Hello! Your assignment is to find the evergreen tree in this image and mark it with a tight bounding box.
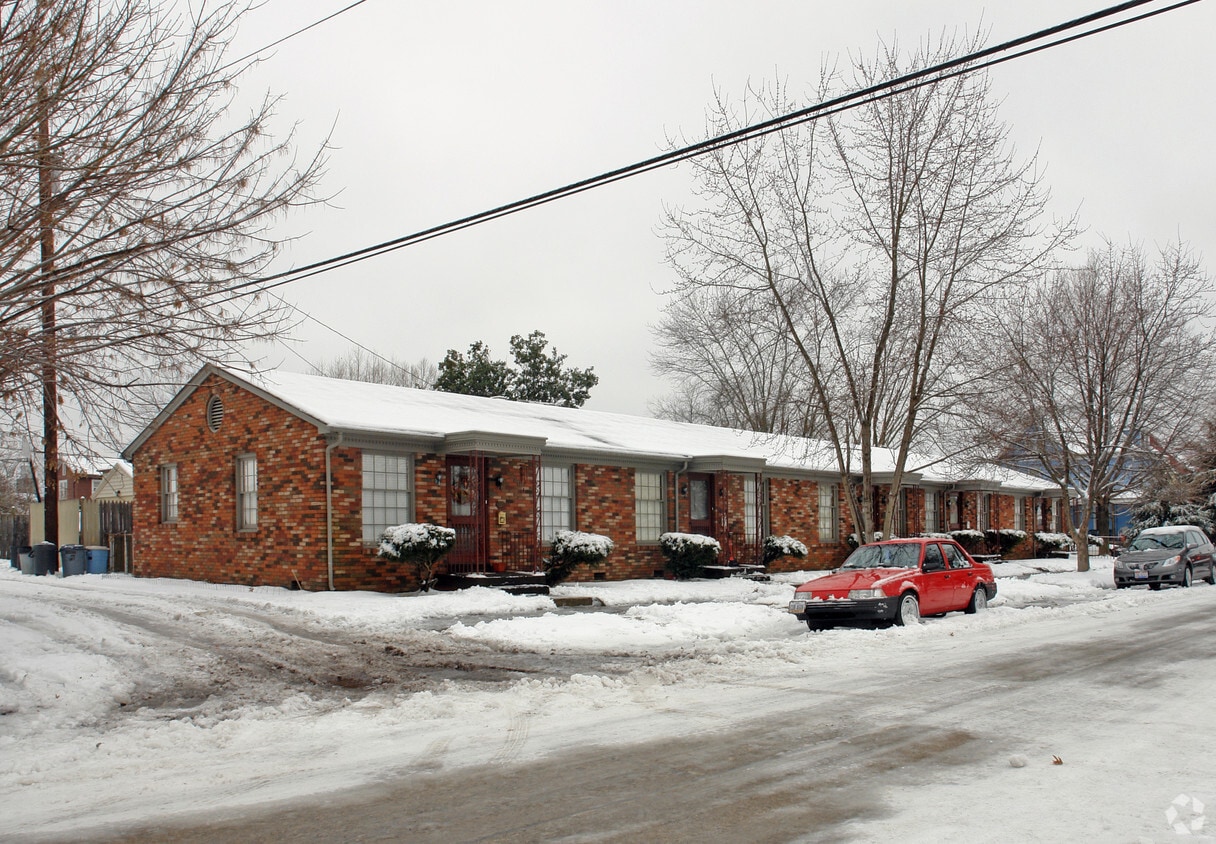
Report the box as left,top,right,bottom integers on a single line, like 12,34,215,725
433,331,598,407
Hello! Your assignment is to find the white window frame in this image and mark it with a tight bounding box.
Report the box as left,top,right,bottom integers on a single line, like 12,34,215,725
540,464,573,543
634,470,665,543
235,453,257,531
978,493,991,532
924,490,938,533
818,483,838,542
160,464,179,524
362,452,414,544
1014,496,1026,531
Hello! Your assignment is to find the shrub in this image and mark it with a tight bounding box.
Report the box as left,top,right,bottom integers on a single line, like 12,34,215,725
950,529,985,554
988,528,1027,557
762,534,808,566
378,523,456,592
1034,532,1073,551
545,530,614,586
659,532,720,579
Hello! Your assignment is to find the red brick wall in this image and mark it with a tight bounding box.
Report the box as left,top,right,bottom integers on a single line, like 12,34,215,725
768,478,849,571
133,375,427,592
132,373,334,590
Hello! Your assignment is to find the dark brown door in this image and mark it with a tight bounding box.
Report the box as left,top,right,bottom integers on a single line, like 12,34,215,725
446,456,487,571
687,473,715,537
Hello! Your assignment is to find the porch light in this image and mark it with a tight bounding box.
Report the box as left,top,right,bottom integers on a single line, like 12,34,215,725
492,474,504,487
434,470,445,486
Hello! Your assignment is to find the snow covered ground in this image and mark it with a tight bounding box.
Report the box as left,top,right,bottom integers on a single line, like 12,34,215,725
2,556,1215,841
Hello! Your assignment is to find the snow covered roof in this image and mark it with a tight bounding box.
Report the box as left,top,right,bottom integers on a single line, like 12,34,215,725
245,368,852,475
123,365,1050,493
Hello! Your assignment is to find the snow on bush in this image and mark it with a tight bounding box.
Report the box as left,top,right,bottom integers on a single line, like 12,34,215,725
378,523,456,591
546,530,614,586
1034,532,1073,550
659,532,720,580
987,528,1028,556
762,534,807,565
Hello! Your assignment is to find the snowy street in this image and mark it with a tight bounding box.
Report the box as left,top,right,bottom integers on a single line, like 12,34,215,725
4,559,1216,842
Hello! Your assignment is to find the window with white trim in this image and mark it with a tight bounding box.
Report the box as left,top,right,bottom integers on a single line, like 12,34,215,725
1014,496,1026,531
977,493,991,531
924,490,938,533
818,483,838,542
540,465,572,542
634,470,665,542
236,454,257,531
160,464,179,523
362,453,413,544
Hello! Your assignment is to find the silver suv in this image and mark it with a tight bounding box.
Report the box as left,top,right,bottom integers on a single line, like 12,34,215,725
1113,525,1216,590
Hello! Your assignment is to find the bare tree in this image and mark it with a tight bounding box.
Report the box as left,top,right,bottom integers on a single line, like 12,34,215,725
983,240,1215,571
0,1,327,542
662,35,1067,543
313,348,437,390
650,286,823,436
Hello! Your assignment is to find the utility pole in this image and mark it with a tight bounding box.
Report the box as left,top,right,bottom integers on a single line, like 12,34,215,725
37,0,59,546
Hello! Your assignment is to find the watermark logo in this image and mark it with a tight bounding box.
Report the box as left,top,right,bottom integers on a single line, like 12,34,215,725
1166,793,1206,836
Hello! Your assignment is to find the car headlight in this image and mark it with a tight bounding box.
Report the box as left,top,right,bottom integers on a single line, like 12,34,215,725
848,588,886,600
1155,555,1181,568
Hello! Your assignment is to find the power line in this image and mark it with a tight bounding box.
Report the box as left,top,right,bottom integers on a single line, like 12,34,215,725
269,291,424,381
219,0,373,73
207,0,1198,306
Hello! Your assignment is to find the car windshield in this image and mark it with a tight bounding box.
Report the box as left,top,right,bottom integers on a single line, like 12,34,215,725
1129,533,1185,551
841,544,920,569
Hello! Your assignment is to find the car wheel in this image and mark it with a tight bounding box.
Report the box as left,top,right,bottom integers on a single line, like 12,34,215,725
894,593,921,626
1115,582,1129,589
1183,566,1193,588
965,587,988,614
806,621,828,632
1150,583,1161,591
1206,564,1215,585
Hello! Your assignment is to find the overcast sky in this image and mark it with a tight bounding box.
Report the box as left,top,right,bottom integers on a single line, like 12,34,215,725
229,0,1216,417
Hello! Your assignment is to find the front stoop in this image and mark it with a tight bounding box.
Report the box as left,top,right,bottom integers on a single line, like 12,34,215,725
436,571,550,595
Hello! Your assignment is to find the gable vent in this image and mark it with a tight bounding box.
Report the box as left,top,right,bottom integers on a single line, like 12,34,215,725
206,395,224,432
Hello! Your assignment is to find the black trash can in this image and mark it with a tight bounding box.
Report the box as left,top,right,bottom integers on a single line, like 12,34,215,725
32,541,57,576
60,544,87,577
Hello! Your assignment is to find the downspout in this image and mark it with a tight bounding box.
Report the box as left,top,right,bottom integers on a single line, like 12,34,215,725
325,432,344,591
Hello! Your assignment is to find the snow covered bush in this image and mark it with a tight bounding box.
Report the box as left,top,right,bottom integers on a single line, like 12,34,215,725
950,529,985,554
545,530,614,586
762,534,808,566
659,532,720,579
1034,532,1073,551
986,528,1027,557
378,523,456,592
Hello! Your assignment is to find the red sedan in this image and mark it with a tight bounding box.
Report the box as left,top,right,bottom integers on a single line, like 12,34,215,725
788,538,998,630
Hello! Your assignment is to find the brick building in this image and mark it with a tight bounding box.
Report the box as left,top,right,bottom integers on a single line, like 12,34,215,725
121,366,1059,591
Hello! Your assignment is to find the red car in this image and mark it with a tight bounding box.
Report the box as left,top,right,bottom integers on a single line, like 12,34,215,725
788,538,998,630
